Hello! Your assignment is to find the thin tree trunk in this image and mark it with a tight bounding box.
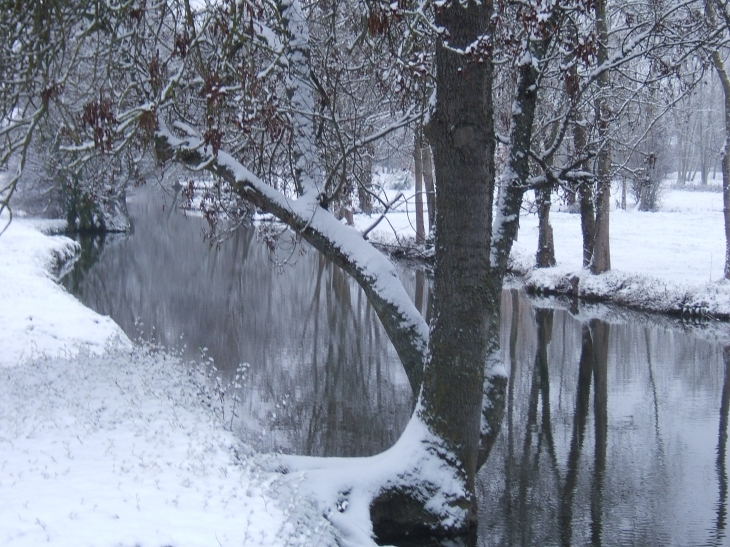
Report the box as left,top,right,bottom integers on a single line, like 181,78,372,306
566,60,595,266
706,0,730,278
491,15,559,279
591,0,611,274
536,183,556,267
422,141,436,233
358,144,373,214
677,119,685,186
414,131,425,244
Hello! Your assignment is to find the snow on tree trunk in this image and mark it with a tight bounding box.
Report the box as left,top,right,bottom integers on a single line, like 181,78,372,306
491,6,561,278
706,0,730,278
371,2,499,541
491,53,540,279
156,1,508,542
278,0,324,199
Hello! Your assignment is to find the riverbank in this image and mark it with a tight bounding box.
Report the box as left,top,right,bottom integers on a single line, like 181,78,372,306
356,180,730,320
0,215,337,547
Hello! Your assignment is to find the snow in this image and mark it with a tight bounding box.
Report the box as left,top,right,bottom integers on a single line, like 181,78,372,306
511,186,730,318
0,216,130,367
349,177,730,319
0,348,336,547
268,407,471,546
0,215,338,547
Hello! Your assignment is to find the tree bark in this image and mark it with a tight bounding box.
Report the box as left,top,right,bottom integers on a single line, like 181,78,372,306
158,1,506,541
424,3,495,493
706,0,730,278
358,144,374,215
491,7,560,279
375,1,498,540
536,182,556,268
565,60,596,267
591,0,612,274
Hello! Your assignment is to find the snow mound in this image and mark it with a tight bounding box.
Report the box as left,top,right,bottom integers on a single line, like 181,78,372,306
0,347,338,547
0,217,131,367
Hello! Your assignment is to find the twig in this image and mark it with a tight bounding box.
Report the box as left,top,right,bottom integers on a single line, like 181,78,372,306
361,192,404,239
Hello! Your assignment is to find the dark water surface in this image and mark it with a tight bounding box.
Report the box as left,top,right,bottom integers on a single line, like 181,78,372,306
64,189,730,546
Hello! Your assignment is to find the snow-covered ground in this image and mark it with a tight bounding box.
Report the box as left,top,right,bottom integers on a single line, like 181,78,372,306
513,186,730,318
358,171,730,318
0,218,129,367
0,215,337,547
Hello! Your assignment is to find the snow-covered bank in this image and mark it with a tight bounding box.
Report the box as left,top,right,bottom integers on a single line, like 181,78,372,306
352,181,730,320
0,219,338,547
511,189,730,319
0,217,129,366
0,347,336,547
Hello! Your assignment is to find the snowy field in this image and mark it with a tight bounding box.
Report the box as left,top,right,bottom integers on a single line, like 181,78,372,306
513,185,730,318
358,171,730,318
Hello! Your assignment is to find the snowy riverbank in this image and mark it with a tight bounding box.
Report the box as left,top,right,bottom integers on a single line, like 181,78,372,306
511,189,730,319
356,175,730,320
0,216,337,547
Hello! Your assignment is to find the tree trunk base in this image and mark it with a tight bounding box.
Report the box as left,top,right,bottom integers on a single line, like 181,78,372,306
371,487,477,546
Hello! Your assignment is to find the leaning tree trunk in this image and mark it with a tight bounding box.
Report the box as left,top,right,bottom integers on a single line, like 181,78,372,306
591,0,611,274
373,1,497,541
491,5,561,280
158,1,504,542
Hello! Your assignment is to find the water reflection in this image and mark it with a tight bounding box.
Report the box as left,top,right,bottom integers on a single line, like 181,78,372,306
479,291,729,546
63,190,730,545
63,189,416,457
713,346,730,546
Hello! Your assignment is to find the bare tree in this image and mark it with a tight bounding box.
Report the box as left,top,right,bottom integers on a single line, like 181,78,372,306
705,0,730,278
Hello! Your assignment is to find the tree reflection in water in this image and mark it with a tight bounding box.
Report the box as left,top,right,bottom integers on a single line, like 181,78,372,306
64,190,416,458
712,346,730,547
478,292,729,547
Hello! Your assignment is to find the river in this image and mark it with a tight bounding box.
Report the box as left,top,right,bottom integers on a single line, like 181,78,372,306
63,189,730,546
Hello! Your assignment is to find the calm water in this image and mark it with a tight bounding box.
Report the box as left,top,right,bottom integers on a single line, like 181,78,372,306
64,189,730,546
